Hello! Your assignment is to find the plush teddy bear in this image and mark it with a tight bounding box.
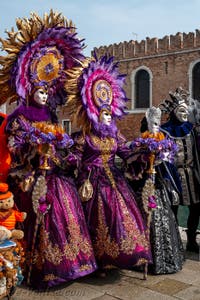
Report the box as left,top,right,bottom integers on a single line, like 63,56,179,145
0,226,12,241
0,183,27,240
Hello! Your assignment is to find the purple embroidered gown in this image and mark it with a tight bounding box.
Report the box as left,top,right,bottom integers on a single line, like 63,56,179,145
73,131,152,269
6,112,97,289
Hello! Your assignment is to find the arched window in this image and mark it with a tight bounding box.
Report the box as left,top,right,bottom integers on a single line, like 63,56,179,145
192,62,200,100
135,70,150,108
131,66,152,111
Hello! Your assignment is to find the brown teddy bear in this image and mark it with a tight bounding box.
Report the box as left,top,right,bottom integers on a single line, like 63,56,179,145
0,226,12,241
0,183,26,240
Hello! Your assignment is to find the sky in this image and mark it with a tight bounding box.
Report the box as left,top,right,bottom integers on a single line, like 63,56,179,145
0,0,200,57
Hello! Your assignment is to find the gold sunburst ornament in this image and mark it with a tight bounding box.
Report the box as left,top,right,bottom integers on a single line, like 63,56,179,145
64,55,128,135
0,9,85,106
93,80,113,107
30,47,63,83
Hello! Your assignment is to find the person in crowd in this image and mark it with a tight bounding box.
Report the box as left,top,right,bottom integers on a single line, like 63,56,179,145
130,106,184,274
66,55,152,277
188,97,200,149
160,87,200,253
0,10,97,289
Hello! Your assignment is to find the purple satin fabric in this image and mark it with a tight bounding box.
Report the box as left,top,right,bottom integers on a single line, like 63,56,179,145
6,116,97,289
73,132,152,268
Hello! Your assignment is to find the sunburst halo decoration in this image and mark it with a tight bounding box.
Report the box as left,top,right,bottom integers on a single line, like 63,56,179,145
65,54,128,133
0,9,85,106
79,55,128,124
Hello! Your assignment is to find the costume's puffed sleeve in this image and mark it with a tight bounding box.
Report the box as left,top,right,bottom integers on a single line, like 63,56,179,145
6,116,35,165
116,131,133,160
117,133,149,181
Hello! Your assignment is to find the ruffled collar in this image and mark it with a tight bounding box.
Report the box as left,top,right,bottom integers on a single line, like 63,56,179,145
7,100,51,123
161,120,193,137
92,120,118,138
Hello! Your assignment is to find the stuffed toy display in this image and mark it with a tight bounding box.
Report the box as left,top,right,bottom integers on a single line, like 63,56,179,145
0,239,24,298
0,226,12,241
0,183,25,298
0,183,27,241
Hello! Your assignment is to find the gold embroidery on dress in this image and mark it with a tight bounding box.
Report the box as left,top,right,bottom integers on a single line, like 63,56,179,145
136,258,148,266
34,181,93,266
94,191,149,259
33,249,45,270
41,225,63,265
78,264,93,272
43,274,59,281
61,181,93,260
117,190,149,254
94,194,119,259
31,223,63,268
91,135,116,188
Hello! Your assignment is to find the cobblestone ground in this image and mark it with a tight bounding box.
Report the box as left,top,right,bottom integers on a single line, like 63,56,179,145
8,229,200,300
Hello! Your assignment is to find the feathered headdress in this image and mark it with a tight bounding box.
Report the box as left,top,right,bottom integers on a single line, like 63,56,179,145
66,54,128,134
0,9,85,107
159,87,190,115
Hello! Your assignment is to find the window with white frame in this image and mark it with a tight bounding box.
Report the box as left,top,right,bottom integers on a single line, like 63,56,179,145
62,119,71,135
131,66,152,111
192,62,200,100
189,59,200,101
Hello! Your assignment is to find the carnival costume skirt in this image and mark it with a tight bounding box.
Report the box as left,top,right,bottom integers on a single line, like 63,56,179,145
12,175,97,289
81,166,152,269
149,184,185,274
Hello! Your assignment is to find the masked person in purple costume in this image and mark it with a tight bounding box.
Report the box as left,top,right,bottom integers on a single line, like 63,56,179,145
160,88,200,253
0,11,97,289
66,55,152,275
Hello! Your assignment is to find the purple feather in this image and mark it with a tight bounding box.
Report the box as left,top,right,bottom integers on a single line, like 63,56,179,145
11,26,85,107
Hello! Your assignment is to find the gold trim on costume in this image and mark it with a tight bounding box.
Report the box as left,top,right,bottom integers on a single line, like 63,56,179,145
43,274,59,281
0,10,77,105
117,190,149,253
91,135,116,188
33,181,93,266
94,194,119,259
78,264,93,272
94,190,149,259
93,79,113,107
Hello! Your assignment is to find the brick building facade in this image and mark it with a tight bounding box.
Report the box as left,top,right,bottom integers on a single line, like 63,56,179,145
3,29,200,141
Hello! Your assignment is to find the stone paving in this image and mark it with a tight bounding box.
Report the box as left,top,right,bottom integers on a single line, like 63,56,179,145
10,229,200,300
